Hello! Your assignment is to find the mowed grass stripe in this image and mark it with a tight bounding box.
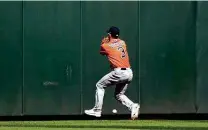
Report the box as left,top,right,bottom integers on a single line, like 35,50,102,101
0,120,207,129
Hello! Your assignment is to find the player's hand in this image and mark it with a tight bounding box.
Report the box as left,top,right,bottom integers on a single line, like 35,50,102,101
101,37,109,44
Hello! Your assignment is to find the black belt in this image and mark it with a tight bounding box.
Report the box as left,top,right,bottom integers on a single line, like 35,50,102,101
121,68,126,70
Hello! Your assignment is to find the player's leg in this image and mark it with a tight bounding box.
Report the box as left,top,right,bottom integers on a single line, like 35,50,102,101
84,71,118,117
114,68,140,119
115,83,140,120
114,83,134,110
114,68,134,110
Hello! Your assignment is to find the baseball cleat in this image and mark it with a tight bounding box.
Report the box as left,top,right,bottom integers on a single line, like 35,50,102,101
131,103,140,120
84,109,101,117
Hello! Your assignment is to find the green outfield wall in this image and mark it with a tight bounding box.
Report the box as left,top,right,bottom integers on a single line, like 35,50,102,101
0,1,206,115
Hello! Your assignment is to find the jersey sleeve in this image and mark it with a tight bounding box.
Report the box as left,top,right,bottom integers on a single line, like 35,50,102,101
100,44,108,55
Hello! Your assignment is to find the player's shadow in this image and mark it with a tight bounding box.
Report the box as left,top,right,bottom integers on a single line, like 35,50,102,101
0,124,207,129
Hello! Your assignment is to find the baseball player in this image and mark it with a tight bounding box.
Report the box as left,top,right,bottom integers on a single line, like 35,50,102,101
84,26,140,120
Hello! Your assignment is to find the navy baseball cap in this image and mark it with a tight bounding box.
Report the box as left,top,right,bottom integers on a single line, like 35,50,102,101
107,26,120,37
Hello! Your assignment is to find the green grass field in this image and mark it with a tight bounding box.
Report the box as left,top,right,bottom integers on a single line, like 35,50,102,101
0,120,208,130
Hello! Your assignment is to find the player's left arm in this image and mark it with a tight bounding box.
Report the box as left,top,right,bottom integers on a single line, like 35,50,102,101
99,37,109,55
101,37,109,44
100,44,108,55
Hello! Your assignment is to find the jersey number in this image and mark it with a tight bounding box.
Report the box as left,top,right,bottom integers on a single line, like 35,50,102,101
117,46,126,58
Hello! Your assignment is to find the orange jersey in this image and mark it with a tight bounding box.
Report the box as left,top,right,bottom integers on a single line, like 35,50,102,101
100,39,131,68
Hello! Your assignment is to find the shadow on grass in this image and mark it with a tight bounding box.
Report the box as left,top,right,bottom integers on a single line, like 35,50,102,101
0,124,207,129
